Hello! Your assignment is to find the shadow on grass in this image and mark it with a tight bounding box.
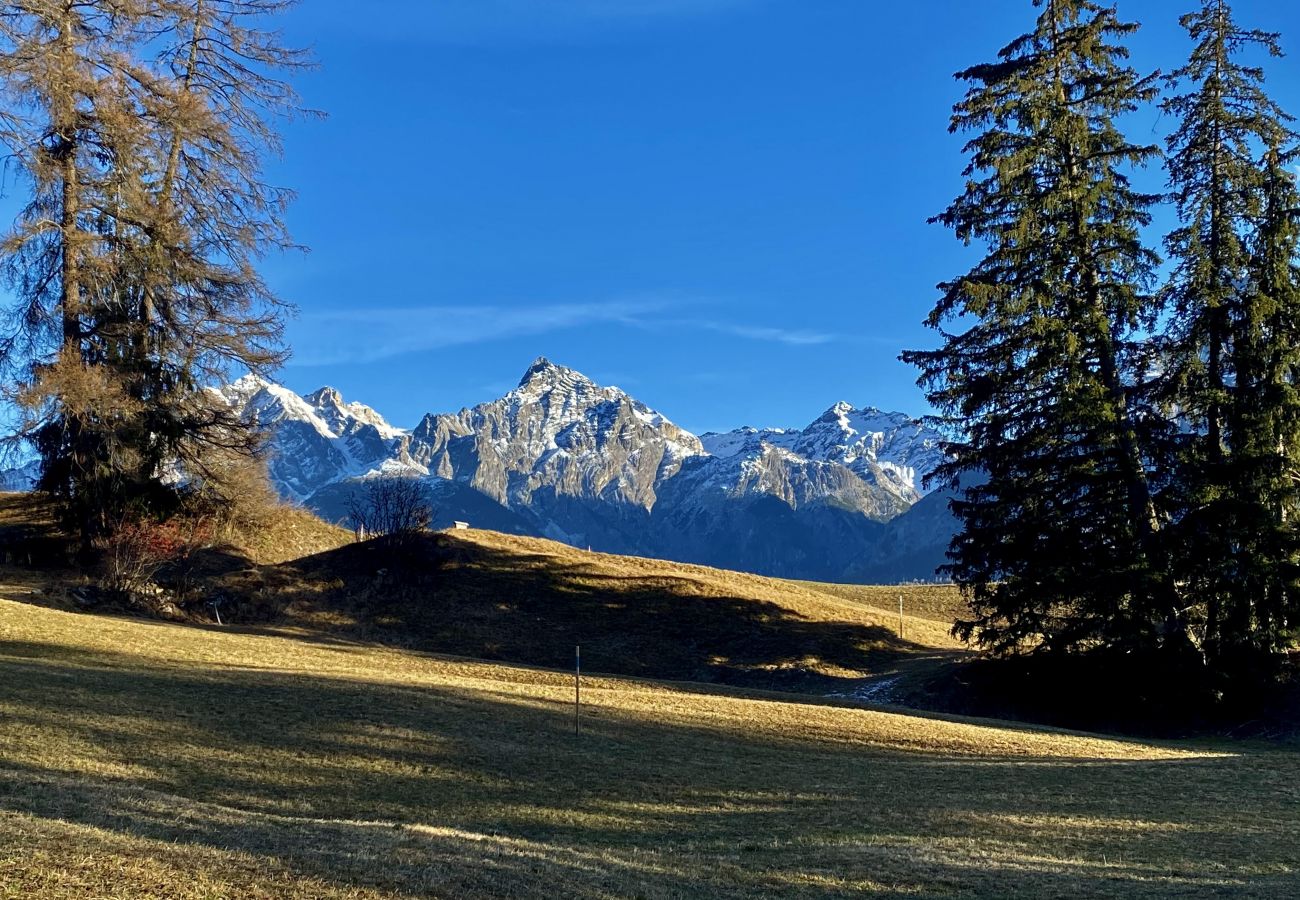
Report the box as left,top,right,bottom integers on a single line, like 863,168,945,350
209,533,936,693
906,651,1300,741
1,640,1297,897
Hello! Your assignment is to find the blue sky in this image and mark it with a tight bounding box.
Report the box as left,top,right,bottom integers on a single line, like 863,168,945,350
267,0,1296,434
33,1,1300,435
272,0,1011,433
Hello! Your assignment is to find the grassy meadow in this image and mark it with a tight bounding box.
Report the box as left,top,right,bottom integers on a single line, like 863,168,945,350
784,579,972,626
1,496,1297,897
1,594,1298,898
208,527,965,692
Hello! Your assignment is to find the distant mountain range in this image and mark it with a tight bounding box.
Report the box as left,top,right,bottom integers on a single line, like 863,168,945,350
0,459,39,493
0,358,956,582
211,358,957,583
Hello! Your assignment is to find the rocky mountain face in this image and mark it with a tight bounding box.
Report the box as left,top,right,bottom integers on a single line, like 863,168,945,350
213,376,413,502
404,359,703,532
212,358,953,582
0,459,39,492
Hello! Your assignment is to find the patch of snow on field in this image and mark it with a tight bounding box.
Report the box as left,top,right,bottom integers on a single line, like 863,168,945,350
829,674,906,706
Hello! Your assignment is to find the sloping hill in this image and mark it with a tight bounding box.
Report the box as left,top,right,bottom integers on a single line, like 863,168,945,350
0,491,352,571
785,578,971,625
1,598,1296,898
212,528,962,693
3,491,963,694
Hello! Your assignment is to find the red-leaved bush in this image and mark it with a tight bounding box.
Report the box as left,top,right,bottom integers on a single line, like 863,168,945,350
98,518,212,597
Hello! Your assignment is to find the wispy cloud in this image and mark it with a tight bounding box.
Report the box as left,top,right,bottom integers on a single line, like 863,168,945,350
693,321,835,346
287,296,845,367
288,300,659,367
619,311,840,347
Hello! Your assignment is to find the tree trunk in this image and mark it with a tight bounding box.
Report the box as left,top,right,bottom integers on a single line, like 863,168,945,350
57,3,80,360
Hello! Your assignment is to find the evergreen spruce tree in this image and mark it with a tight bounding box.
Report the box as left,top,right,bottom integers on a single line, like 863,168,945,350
904,0,1176,656
1217,137,1300,673
1159,0,1300,683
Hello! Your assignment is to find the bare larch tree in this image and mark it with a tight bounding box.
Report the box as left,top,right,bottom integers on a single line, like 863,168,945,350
0,0,314,544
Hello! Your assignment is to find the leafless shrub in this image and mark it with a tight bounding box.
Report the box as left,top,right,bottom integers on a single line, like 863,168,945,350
187,446,283,541
347,478,433,542
97,517,213,601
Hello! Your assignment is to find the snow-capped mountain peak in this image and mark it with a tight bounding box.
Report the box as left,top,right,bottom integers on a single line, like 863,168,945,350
304,386,345,407
700,403,944,499
517,356,586,388
215,377,332,439
303,386,405,440
512,357,614,405
192,359,952,582
217,372,275,407
216,378,413,500
700,426,794,459
406,359,704,513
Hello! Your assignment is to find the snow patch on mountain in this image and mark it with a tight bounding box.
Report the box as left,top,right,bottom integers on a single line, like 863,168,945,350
197,358,952,581
214,375,410,501
700,403,944,498
701,427,794,459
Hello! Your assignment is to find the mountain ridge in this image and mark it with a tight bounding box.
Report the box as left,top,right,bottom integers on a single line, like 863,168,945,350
210,357,954,583
2,358,956,582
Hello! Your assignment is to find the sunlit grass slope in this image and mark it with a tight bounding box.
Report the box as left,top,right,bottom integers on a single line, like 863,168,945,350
216,528,963,693
1,491,958,693
2,598,1298,898
786,579,972,625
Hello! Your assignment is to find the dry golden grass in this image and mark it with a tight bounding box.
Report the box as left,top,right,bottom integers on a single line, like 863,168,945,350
453,529,962,648
0,492,64,563
787,579,971,626
1,597,1297,897
215,527,964,693
0,492,55,529
0,491,351,577
228,503,352,565
1,498,1298,894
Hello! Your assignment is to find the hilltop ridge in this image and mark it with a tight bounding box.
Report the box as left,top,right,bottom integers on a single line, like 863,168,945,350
207,525,963,693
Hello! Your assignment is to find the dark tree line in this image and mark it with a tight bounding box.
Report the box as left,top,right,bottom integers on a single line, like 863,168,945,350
0,1,312,547
910,0,1300,696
